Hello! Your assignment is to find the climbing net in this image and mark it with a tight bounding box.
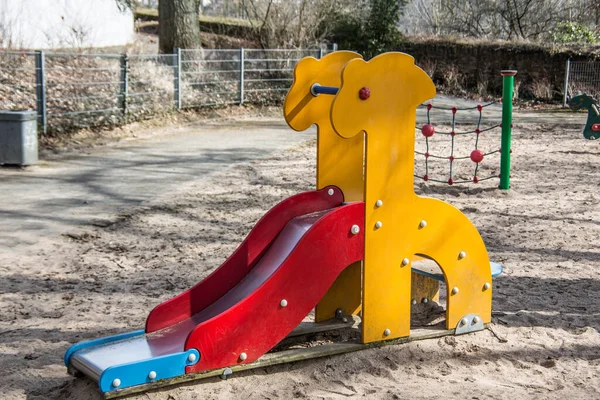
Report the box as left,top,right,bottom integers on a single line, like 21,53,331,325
415,100,503,185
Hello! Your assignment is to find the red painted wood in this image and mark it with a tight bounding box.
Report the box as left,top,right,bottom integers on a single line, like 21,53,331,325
184,202,365,373
145,186,345,333
592,123,600,131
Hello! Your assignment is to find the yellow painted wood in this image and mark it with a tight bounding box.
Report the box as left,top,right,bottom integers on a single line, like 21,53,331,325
330,52,492,343
411,272,440,303
283,51,365,321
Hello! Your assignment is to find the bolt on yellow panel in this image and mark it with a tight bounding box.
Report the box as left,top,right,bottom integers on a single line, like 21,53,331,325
283,51,365,321
331,52,492,343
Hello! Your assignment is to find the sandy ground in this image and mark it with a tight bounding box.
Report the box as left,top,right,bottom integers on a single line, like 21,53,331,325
1,116,599,399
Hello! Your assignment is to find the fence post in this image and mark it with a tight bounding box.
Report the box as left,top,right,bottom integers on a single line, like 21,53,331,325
239,47,245,105
333,43,338,52
500,70,517,190
34,50,46,136
174,48,182,110
563,59,571,108
319,48,324,59
119,54,128,116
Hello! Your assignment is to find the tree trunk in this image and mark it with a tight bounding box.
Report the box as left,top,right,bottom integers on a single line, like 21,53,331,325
159,0,201,53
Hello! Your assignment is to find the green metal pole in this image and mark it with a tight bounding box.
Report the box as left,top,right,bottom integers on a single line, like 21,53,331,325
500,70,517,190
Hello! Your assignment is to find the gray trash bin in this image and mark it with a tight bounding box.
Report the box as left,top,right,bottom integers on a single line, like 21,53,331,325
0,110,38,165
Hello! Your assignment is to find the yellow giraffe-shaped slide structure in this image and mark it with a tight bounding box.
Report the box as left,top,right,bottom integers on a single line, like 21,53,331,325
284,51,365,322
284,51,493,344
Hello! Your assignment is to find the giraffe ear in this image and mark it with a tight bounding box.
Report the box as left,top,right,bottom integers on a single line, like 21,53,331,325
330,53,436,139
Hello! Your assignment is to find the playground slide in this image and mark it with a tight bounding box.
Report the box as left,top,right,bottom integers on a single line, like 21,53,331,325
64,186,365,393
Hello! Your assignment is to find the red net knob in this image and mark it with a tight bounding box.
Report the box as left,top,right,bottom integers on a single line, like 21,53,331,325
359,87,370,100
475,128,481,135
476,104,483,112
470,149,484,163
423,174,429,181
452,106,458,114
450,131,456,137
421,124,435,137
449,155,455,162
424,152,430,158
426,103,433,111
473,176,479,183
448,177,454,185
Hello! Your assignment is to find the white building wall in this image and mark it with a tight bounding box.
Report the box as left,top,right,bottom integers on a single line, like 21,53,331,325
0,0,135,49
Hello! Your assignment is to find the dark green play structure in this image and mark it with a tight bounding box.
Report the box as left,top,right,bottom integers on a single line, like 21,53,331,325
569,94,600,140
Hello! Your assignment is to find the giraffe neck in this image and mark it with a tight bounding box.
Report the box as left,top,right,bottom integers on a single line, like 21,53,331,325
365,118,416,203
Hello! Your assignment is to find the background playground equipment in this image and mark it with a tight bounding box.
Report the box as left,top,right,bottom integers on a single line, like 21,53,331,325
414,70,516,190
568,93,600,140
64,51,503,397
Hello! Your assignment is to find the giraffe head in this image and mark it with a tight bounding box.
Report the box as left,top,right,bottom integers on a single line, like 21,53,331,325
568,93,596,111
330,52,436,139
284,51,362,132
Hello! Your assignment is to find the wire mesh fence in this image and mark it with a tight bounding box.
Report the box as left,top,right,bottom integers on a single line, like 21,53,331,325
564,60,600,106
0,51,37,112
44,52,124,133
180,49,241,108
0,47,330,135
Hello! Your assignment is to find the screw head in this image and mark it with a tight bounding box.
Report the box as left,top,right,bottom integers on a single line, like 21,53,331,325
187,353,197,363
473,316,481,324
383,328,391,336
327,188,334,196
419,220,427,228
280,299,288,307
451,287,459,295
351,224,360,235
483,282,491,290
112,378,121,388
335,308,344,318
148,371,157,380
401,258,410,266
375,221,382,229
239,352,247,361
375,199,383,208
359,87,371,100
458,251,466,259
460,317,468,326
421,298,429,304
411,299,417,305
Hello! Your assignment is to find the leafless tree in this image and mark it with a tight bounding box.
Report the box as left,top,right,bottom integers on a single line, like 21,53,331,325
240,0,360,48
402,0,578,41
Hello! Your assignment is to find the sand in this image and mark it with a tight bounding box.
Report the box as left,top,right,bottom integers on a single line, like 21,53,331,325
1,120,599,400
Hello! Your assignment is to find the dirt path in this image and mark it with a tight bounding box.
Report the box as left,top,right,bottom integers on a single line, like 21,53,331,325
0,119,313,253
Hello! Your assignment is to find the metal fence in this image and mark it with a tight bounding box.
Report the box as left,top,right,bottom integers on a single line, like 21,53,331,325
0,48,327,135
563,60,600,106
